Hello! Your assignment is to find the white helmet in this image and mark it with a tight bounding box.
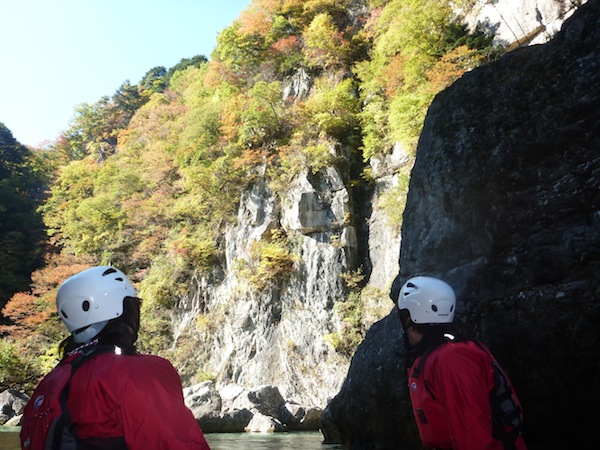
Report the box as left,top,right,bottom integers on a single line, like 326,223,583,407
397,276,456,324
56,266,136,343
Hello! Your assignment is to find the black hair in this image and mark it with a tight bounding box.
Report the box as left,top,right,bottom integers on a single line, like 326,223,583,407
397,306,456,365
59,296,141,359
397,308,454,334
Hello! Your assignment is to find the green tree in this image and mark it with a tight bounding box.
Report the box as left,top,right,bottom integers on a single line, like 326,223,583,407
60,80,148,162
238,80,288,148
0,123,46,309
0,340,37,391
41,152,154,269
213,22,267,80
301,77,360,141
356,0,497,156
139,66,167,93
165,55,208,87
302,12,349,69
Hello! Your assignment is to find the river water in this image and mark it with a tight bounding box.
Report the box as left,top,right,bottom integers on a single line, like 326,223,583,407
0,427,341,449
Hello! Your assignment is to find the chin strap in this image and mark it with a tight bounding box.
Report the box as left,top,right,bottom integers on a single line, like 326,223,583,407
72,320,108,343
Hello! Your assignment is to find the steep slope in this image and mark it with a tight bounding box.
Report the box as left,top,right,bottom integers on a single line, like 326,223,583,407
323,0,600,448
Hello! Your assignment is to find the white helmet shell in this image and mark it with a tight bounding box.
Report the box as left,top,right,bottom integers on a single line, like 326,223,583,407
56,266,136,341
398,276,456,324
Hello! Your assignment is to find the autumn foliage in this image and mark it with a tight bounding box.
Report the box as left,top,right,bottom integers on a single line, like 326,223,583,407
1,0,499,389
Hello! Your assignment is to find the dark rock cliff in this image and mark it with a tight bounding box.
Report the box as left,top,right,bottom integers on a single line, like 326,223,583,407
323,1,600,449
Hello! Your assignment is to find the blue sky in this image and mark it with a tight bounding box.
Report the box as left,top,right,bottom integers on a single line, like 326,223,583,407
0,0,251,147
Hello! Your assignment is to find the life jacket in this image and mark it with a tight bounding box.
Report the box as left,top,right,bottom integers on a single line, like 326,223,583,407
472,341,524,449
410,337,525,449
20,345,119,450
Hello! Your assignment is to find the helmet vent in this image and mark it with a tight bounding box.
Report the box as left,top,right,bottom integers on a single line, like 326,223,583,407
102,268,117,276
61,309,68,319
82,300,90,311
450,305,454,312
432,305,438,312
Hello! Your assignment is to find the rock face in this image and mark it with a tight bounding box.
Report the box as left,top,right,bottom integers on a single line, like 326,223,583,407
323,1,600,449
462,0,585,48
175,167,386,408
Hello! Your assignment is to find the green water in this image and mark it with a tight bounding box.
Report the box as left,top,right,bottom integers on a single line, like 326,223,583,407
0,427,20,450
0,427,341,450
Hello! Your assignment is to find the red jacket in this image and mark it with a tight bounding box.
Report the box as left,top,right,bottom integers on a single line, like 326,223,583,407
407,340,526,450
23,351,211,450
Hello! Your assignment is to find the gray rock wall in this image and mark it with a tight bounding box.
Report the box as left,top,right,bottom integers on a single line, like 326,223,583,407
366,144,409,290
462,0,585,48
174,168,365,407
324,1,600,448
173,150,407,408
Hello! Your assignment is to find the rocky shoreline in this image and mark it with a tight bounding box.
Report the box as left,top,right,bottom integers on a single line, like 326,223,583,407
187,382,323,433
0,383,324,434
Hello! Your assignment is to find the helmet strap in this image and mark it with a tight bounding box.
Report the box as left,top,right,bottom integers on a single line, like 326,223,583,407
73,320,109,343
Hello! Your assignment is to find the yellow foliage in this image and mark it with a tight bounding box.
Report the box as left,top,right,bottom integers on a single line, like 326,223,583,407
302,13,349,68
237,0,280,36
426,44,483,92
236,229,299,291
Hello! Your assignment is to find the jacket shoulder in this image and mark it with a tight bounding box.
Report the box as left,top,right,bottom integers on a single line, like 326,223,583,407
428,340,490,369
97,353,177,373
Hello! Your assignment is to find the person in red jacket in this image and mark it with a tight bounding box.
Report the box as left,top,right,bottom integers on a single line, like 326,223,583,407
396,276,527,450
21,266,211,450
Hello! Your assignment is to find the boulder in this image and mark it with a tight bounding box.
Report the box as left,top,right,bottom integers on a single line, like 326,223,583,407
319,405,342,444
244,412,286,433
198,409,254,433
219,384,285,419
219,383,246,409
185,383,323,433
183,381,222,418
0,389,29,425
279,401,322,431
246,385,286,418
4,414,23,427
